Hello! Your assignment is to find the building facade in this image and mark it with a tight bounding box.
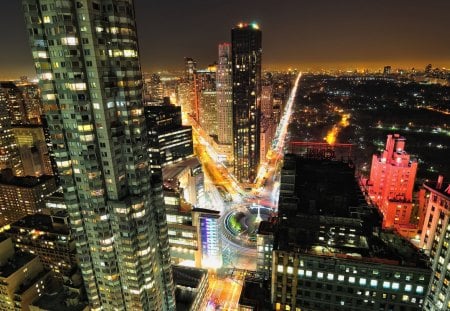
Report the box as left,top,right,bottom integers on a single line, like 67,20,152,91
144,103,193,174
0,237,52,311
232,23,262,182
368,134,418,229
0,83,23,176
418,176,450,310
22,1,175,309
12,125,54,176
0,172,56,228
217,43,233,145
270,154,430,311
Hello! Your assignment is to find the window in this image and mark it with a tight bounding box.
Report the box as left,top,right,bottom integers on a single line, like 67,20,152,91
383,281,390,289
370,280,378,287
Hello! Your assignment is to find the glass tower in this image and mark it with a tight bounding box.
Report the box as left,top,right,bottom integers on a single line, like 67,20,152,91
22,1,175,310
231,23,262,182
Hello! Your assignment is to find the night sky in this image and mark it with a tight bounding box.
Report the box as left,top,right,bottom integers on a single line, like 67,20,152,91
1,0,450,79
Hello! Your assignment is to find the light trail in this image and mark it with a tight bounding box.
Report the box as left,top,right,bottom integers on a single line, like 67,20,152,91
255,73,301,185
273,73,302,154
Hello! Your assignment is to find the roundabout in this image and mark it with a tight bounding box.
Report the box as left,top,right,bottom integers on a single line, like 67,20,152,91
222,203,274,248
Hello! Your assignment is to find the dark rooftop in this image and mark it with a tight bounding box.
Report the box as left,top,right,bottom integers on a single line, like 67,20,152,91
31,282,88,311
239,276,271,310
0,170,55,188
0,251,36,279
274,155,428,269
7,213,70,236
173,265,208,311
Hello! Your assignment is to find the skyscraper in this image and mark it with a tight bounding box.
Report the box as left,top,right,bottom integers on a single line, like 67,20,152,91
22,1,175,310
232,23,262,182
216,43,233,145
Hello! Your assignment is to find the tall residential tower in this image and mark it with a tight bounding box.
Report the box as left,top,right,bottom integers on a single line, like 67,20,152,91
231,23,262,182
22,1,175,310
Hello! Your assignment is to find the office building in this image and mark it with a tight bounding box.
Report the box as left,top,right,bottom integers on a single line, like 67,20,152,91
192,208,222,269
163,158,202,267
145,102,194,174
232,23,262,182
12,125,53,176
4,212,77,279
0,171,56,228
23,1,175,309
269,154,430,311
183,57,199,120
368,134,418,229
217,43,233,145
0,84,23,176
173,266,208,311
0,81,28,125
17,82,43,124
417,176,450,310
199,90,217,137
0,236,52,311
256,220,275,279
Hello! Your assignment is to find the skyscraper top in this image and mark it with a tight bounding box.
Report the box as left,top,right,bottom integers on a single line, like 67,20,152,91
235,22,260,30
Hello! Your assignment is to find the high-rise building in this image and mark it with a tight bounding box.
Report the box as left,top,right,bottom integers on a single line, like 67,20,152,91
269,154,430,311
417,176,450,310
144,102,193,174
184,57,199,121
22,1,175,309
232,23,262,182
368,134,418,229
0,84,23,176
217,43,233,145
0,171,57,228
199,90,217,137
12,125,54,176
0,81,28,125
17,82,43,124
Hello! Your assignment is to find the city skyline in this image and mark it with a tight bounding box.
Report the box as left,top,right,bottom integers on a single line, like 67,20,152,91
2,0,450,79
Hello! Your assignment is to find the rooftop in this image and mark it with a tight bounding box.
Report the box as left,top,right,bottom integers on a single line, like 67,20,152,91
0,170,55,188
0,251,36,279
31,286,88,311
173,265,208,311
162,156,200,184
274,155,428,269
239,276,271,310
7,213,70,236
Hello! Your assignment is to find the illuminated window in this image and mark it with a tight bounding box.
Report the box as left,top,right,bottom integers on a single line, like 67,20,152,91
392,282,399,290
416,286,424,294
123,49,137,57
349,277,355,283
327,273,334,281
287,267,293,274
338,275,345,282
61,37,78,45
383,281,390,289
317,272,323,279
359,278,366,286
306,270,312,277
405,284,412,292
370,279,378,287
298,269,304,276
277,265,283,273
